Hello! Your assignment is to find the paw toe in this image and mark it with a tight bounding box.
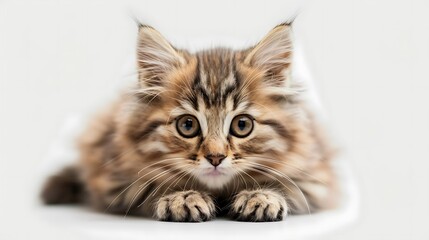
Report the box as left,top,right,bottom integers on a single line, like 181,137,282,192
155,191,215,222
231,190,287,222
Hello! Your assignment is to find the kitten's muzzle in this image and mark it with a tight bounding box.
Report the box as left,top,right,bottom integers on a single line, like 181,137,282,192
205,154,226,167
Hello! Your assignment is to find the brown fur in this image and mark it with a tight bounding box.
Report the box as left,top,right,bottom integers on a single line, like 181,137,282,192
41,23,339,221
41,166,84,204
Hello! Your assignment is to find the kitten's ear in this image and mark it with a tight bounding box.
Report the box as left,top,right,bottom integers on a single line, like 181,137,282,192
137,26,186,86
244,23,293,81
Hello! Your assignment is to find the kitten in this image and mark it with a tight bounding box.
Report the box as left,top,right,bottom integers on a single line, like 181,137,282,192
41,22,338,222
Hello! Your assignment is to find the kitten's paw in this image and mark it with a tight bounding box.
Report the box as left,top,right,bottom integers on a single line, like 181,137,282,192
230,189,288,222
155,190,215,222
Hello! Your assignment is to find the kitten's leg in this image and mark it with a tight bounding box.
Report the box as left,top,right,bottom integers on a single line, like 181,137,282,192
155,190,215,222
230,189,288,222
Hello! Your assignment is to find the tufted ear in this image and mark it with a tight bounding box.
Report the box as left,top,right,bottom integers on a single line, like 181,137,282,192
244,23,293,83
136,25,186,87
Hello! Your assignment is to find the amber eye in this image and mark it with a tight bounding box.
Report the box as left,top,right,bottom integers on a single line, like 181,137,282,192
230,114,254,138
176,115,200,138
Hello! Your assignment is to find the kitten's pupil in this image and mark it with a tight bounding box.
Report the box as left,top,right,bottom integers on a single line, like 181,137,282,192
183,119,193,131
238,119,246,131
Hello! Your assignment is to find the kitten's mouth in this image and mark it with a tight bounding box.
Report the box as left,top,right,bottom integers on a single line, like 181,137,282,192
197,167,233,189
203,168,225,177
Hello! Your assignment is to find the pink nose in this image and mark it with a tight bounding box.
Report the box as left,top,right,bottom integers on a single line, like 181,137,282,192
205,154,226,167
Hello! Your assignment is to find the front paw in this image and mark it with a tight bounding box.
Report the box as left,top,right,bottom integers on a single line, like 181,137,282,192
230,189,288,222
155,190,215,222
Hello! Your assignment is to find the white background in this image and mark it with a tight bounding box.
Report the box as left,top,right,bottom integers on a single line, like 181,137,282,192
1,0,429,239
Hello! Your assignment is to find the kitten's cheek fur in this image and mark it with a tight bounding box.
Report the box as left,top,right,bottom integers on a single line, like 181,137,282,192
230,189,288,222
154,190,215,222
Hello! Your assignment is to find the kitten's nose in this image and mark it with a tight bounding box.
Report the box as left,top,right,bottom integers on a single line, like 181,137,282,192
205,154,226,167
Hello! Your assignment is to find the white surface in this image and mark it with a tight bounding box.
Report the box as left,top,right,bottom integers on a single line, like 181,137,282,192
37,206,355,240
2,0,429,239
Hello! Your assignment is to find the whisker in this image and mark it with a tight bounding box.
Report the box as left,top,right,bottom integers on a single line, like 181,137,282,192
233,167,248,190
159,169,193,197
136,169,187,209
239,161,311,215
238,168,261,190
150,169,187,197
237,161,293,192
183,169,196,190
138,157,184,175
245,156,327,185
125,168,178,216
137,162,181,188
106,161,178,211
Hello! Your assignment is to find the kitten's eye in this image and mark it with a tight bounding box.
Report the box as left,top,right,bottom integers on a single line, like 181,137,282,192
230,114,254,138
176,115,200,138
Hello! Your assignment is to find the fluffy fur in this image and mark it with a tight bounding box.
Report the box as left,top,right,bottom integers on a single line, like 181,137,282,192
41,23,338,222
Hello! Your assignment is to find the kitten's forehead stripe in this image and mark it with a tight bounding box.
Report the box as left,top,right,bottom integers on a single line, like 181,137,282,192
193,74,211,108
192,48,242,109
188,62,200,111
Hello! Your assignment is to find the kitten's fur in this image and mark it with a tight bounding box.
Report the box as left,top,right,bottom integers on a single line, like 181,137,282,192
41,23,338,222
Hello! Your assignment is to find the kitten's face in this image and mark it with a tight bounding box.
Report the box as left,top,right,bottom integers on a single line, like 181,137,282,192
131,24,298,189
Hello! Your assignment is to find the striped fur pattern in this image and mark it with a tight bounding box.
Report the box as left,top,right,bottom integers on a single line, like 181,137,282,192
41,23,338,222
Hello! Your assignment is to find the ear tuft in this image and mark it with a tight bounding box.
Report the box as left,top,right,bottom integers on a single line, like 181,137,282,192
137,27,185,87
244,24,293,81
278,12,299,27
138,23,155,30
129,14,152,31
276,22,292,27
